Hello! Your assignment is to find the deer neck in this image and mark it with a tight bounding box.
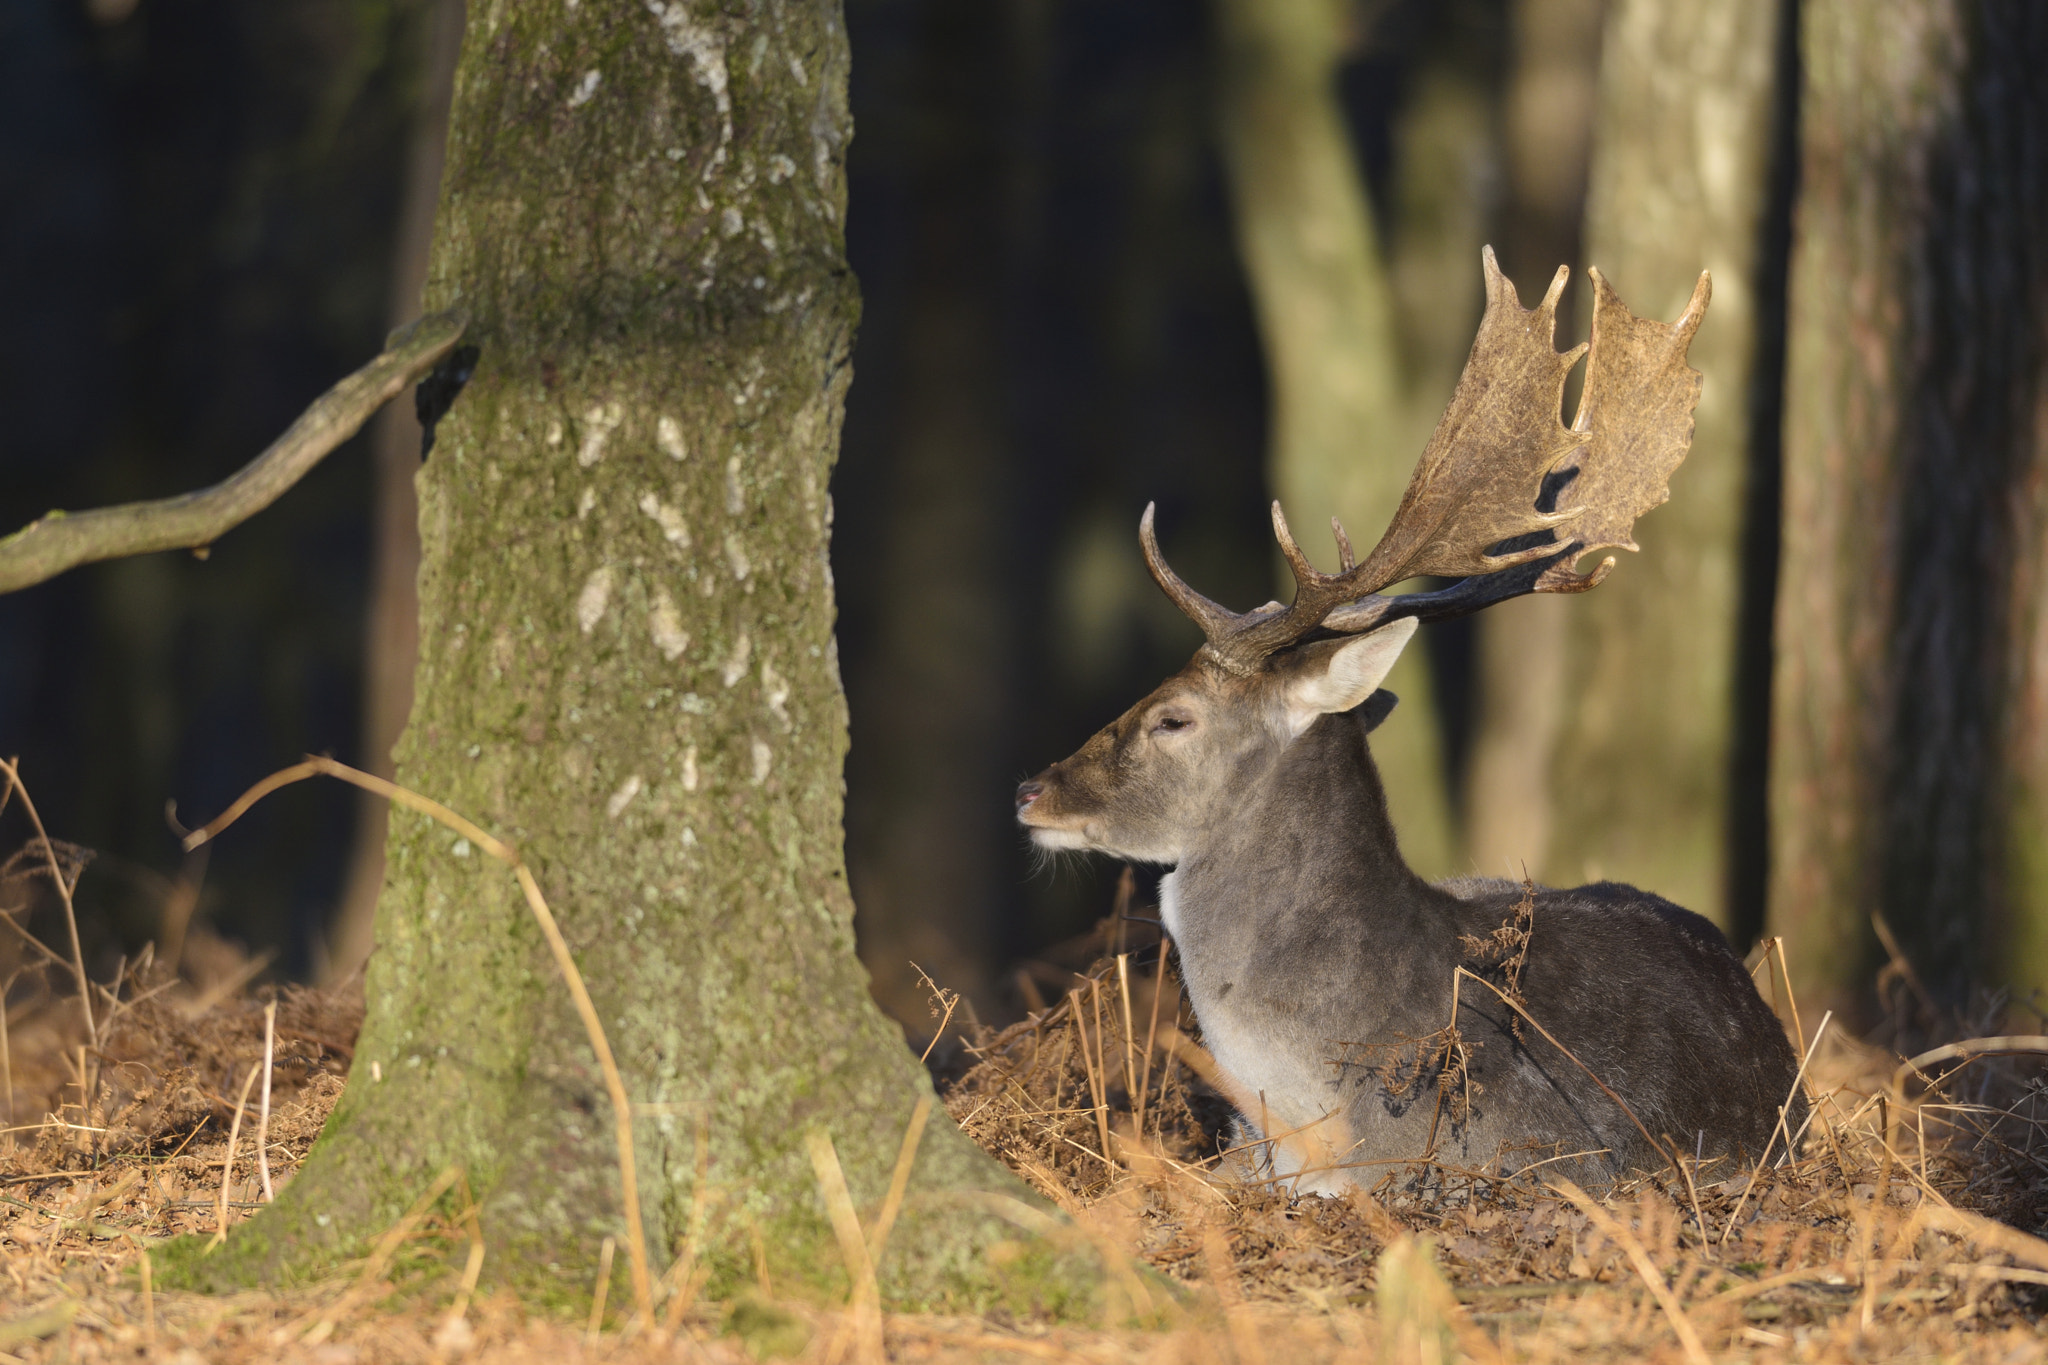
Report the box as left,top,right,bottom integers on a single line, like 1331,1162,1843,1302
1158,707,1452,1153
1160,708,1436,951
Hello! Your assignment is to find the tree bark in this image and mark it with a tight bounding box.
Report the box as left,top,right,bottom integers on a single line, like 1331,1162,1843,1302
1772,0,2048,1012
1211,0,1457,876
168,0,1065,1307
1539,0,1784,926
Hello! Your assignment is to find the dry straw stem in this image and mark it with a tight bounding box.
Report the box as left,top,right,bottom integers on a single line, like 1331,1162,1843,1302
1720,1010,1832,1242
1551,1180,1710,1365
1088,983,1115,1166
0,758,97,1040
1767,935,1808,1061
1200,1215,1265,1365
1913,1202,2048,1273
911,963,962,1066
183,753,654,1319
586,1235,616,1344
0,310,469,594
657,1113,714,1333
1,968,15,1123
256,999,277,1203
441,1200,486,1339
211,1062,263,1246
1116,955,1138,1119
867,1093,934,1264
1894,1035,2048,1094
806,1129,883,1365
138,1244,154,1345
1135,943,1169,1136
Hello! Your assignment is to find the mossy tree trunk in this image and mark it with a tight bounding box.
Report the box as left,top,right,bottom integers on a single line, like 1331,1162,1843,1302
179,0,1055,1308
1771,0,2048,1013
1534,0,1785,928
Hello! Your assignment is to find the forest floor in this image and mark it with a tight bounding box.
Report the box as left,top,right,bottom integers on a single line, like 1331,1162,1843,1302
2,901,2046,1363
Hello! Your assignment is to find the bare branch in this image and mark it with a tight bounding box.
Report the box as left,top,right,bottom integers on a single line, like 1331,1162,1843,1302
0,309,470,595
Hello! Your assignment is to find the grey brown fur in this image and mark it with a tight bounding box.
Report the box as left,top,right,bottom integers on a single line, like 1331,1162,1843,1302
1022,654,1803,1191
1176,702,1800,1189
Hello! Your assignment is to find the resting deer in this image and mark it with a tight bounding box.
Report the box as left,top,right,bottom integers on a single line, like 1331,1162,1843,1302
1017,250,1803,1193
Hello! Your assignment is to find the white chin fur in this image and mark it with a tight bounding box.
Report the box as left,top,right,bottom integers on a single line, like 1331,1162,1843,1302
1028,827,1096,852
1032,826,1182,865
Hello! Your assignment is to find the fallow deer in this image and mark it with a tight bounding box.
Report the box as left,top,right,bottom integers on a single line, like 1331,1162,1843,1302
1016,249,1803,1193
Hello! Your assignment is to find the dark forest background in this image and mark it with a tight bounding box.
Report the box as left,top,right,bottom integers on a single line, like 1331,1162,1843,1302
3,0,2044,1035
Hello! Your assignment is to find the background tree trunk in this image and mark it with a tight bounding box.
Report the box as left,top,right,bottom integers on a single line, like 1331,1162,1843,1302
173,0,1051,1304
329,0,467,984
1461,0,1603,883
1772,0,2048,1014
1536,0,1784,926
1211,0,1458,876
839,0,1016,1023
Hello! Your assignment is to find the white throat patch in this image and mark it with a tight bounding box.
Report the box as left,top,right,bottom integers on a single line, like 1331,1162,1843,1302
1158,868,1183,939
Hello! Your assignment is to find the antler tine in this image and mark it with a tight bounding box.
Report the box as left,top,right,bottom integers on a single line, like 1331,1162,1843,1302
1546,265,1713,562
1232,500,1382,659
1138,250,1709,674
1269,501,1325,588
1314,246,1590,613
1331,517,1356,573
1138,503,1246,648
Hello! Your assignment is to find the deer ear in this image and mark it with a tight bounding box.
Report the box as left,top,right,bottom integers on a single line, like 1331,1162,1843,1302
1278,617,1417,738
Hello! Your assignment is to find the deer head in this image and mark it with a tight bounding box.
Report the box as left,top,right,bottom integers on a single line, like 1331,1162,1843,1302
1017,248,1710,861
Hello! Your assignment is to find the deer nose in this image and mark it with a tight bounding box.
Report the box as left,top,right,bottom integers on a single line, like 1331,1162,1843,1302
1014,779,1044,813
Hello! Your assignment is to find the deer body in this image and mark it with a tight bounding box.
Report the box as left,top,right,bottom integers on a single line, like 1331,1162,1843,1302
1019,250,1804,1190
1152,703,1798,1191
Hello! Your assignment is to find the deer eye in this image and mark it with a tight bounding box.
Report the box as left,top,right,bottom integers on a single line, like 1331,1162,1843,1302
1153,714,1193,734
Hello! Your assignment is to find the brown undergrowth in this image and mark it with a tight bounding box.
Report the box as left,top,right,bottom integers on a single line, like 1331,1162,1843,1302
941,901,2048,1361
3,771,2048,1361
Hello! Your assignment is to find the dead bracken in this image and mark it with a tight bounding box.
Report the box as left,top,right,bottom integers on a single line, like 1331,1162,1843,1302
3,779,2047,1361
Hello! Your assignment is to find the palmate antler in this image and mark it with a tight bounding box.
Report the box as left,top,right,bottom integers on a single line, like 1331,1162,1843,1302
1144,246,1710,674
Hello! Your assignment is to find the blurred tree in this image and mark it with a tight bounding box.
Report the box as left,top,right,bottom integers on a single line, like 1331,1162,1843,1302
1378,7,1509,830
175,0,1062,1302
0,0,420,973
1460,0,1602,882
837,0,1018,1022
1772,0,2048,1014
1529,0,1786,927
836,0,1278,1014
1211,0,1485,877
330,0,466,982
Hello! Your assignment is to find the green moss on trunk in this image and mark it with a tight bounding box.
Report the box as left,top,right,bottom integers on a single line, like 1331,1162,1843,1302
164,0,1085,1313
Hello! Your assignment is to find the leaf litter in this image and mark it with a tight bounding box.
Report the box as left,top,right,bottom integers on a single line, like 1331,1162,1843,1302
2,804,2046,1361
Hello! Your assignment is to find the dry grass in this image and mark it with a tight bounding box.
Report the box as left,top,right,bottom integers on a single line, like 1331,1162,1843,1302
4,788,2048,1360
939,915,2048,1362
